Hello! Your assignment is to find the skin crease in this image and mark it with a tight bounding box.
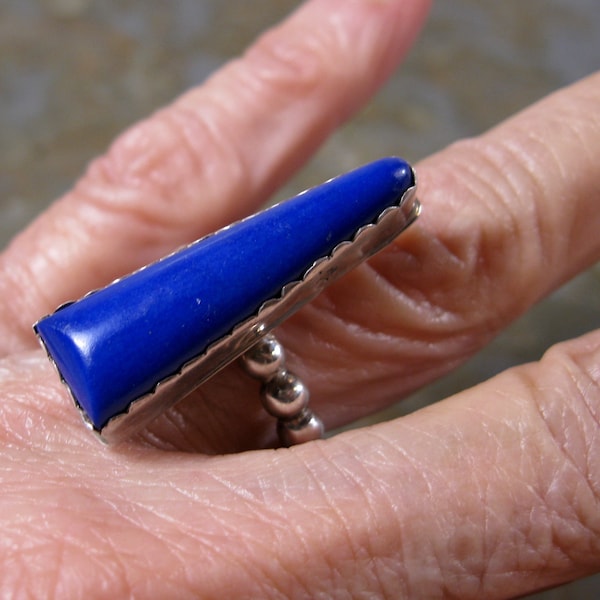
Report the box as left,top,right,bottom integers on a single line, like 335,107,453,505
0,0,599,598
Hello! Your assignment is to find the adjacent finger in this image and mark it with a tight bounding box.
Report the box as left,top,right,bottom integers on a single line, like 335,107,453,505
0,0,430,352
4,330,598,597
204,329,599,598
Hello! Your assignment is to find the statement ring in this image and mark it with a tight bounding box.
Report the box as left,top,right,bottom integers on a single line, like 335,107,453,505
34,157,419,446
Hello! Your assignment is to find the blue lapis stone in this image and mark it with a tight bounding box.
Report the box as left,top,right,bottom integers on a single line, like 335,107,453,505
34,157,414,430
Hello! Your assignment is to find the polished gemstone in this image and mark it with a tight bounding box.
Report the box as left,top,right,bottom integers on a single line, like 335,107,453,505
34,157,414,430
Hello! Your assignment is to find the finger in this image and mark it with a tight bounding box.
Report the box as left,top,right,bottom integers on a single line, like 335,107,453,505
275,71,600,425
0,0,431,352
3,330,599,597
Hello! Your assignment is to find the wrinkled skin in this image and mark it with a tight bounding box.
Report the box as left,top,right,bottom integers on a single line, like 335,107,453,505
1,0,599,597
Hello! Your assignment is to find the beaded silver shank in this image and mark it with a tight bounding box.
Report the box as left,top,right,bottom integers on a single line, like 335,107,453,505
240,334,322,446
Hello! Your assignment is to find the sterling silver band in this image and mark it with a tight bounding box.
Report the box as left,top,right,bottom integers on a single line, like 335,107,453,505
240,334,323,446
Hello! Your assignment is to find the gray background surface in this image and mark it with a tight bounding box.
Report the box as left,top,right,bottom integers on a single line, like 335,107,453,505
1,1,599,597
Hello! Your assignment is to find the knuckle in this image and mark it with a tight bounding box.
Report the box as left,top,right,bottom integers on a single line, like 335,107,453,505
449,136,549,277
76,100,249,236
529,333,600,565
537,334,600,485
241,24,334,101
417,134,564,331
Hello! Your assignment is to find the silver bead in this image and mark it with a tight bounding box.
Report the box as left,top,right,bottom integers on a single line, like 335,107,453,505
241,333,324,446
240,334,285,380
278,410,324,446
261,370,309,419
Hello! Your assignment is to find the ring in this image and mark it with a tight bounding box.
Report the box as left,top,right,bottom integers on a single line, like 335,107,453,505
33,157,419,446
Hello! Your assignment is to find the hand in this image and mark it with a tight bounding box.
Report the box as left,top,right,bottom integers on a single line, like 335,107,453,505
1,1,599,597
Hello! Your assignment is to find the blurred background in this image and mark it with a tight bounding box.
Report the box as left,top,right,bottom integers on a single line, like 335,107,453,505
1,0,599,597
